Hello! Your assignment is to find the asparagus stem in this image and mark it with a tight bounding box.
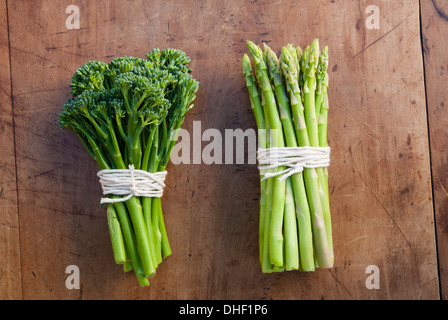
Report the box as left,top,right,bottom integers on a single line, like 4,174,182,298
301,39,333,268
318,63,333,260
318,90,329,150
280,45,319,271
284,177,299,270
242,54,268,267
259,161,267,266
265,43,316,272
319,94,330,193
247,41,286,267
261,95,274,273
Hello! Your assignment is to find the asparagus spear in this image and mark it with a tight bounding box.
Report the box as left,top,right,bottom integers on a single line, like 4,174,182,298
284,178,299,270
315,45,329,116
264,43,316,271
247,41,286,268
280,44,323,271
317,48,333,259
242,54,271,271
301,39,333,268
260,96,275,273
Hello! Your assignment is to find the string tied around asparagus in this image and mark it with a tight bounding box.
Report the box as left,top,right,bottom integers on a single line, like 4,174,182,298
257,146,331,182
97,165,167,204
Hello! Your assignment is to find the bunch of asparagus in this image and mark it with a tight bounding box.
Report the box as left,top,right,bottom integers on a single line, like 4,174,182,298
242,39,333,272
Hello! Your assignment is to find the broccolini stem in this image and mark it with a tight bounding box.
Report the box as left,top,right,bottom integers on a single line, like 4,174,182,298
142,197,159,271
154,197,172,259
107,205,126,264
106,122,126,169
113,201,151,286
151,191,162,265
141,127,157,172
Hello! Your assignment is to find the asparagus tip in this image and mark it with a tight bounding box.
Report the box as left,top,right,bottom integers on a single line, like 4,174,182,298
242,53,252,74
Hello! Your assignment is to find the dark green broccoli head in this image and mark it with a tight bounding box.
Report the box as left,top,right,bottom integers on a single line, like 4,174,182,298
70,60,107,96
60,48,198,170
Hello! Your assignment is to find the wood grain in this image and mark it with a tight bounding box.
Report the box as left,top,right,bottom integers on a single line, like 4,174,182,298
421,0,448,300
0,0,21,300
4,0,439,299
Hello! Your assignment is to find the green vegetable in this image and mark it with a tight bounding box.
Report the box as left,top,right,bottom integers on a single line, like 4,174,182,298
243,39,333,272
59,48,199,286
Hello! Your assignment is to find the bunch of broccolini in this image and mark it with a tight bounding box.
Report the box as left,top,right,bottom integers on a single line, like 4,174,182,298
243,39,333,273
59,48,199,286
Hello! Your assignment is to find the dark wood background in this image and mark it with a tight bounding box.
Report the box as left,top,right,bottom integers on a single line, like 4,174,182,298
0,0,447,300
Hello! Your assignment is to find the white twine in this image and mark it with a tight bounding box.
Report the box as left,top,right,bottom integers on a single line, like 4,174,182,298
97,165,167,204
257,146,331,181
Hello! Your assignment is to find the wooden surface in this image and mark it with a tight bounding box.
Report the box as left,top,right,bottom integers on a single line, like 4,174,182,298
421,0,448,300
0,0,444,299
0,0,21,300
